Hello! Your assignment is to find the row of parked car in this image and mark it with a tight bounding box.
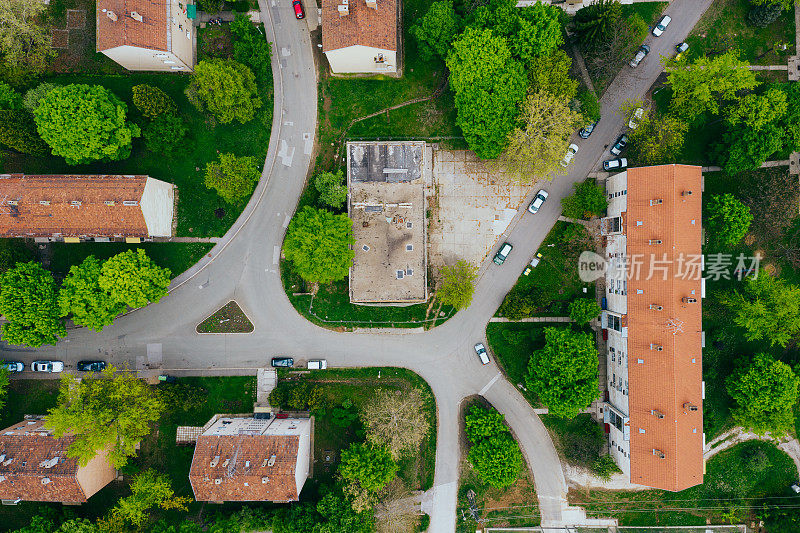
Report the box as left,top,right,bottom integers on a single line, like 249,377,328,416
2,360,107,373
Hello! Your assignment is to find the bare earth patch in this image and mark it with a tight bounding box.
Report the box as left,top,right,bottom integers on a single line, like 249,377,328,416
196,301,254,333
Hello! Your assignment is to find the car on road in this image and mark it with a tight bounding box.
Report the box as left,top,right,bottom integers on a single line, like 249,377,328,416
675,42,689,60
2,361,24,373
474,343,490,365
629,44,650,68
77,360,106,372
292,0,305,18
493,242,513,265
652,15,671,36
610,134,628,156
579,121,598,139
271,357,294,368
31,360,64,373
628,107,644,129
307,359,327,370
527,190,549,214
603,157,628,171
560,143,579,167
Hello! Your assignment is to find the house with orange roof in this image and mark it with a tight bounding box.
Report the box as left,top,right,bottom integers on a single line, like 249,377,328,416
96,0,195,72
0,174,176,242
0,417,116,505
322,0,398,74
188,415,312,503
600,164,705,491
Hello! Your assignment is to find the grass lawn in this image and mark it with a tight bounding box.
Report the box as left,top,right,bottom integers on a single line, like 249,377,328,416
572,441,799,526
485,323,553,398
196,301,254,333
281,260,455,329
541,414,606,470
686,0,796,65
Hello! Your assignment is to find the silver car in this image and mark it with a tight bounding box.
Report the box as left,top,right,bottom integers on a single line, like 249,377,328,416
527,190,549,214
474,343,490,365
629,45,650,68
31,361,64,373
652,15,671,37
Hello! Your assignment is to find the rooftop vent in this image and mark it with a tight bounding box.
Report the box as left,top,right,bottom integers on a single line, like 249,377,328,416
362,245,370,252
338,0,349,16
70,201,81,206
396,270,404,279
365,0,377,8
0,476,5,482
407,222,412,228
651,409,665,419
2,458,13,466
245,461,250,468
406,268,413,276
123,200,138,206
214,478,222,485
262,476,269,483
649,199,663,206
130,11,143,22
106,10,118,21
682,297,697,304
104,201,115,206
267,454,276,467
222,459,229,467
652,449,666,459
650,344,663,352
683,402,699,412
261,458,269,467
7,200,17,206
41,478,51,485
39,200,50,206
649,304,663,311
39,457,58,469
406,244,413,251
648,239,662,245
210,455,220,468
682,190,693,197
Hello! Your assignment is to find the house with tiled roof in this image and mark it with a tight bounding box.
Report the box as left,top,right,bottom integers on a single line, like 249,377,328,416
0,174,176,242
322,0,398,74
188,416,312,503
600,164,705,491
0,417,116,505
96,0,195,72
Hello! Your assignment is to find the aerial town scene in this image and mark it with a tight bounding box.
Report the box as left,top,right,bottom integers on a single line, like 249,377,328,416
0,0,798,532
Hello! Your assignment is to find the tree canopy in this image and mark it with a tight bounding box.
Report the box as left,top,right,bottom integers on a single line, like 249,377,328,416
528,49,579,100
98,249,171,309
0,0,56,76
46,366,165,468
204,152,261,203
465,405,509,441
106,470,190,529
574,0,622,45
722,274,800,347
189,59,262,124
361,388,430,459
0,366,8,412
314,169,347,209
283,206,355,284
561,179,607,219
58,256,126,332
568,298,601,325
525,327,599,418
706,193,753,247
626,110,688,166
471,0,563,64
0,261,65,347
437,260,477,310
464,405,522,489
727,353,800,436
410,0,461,61
33,84,140,165
131,84,177,118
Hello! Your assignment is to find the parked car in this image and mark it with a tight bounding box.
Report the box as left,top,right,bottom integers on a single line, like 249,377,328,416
603,157,628,171
493,242,513,265
652,15,671,37
675,42,689,60
292,0,305,18
307,359,327,370
474,343,490,365
2,361,24,373
628,107,644,129
579,121,598,139
77,360,106,372
610,134,628,156
527,190,549,214
629,44,650,68
31,361,64,373
560,144,579,167
271,357,294,368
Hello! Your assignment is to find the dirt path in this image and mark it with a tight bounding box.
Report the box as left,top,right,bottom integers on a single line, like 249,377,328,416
705,427,800,478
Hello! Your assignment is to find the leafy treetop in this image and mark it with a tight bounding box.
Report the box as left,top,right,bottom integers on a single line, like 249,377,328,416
283,206,355,284
0,261,65,347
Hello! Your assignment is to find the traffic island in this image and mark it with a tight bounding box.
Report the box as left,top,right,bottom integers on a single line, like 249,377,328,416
196,301,254,333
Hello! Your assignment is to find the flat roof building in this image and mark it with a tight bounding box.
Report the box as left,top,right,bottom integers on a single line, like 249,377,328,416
601,164,704,491
347,141,428,304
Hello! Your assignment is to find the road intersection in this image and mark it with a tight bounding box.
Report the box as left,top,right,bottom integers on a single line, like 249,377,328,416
3,1,714,530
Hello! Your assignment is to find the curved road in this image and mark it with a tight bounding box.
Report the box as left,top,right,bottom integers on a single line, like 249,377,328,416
3,1,712,530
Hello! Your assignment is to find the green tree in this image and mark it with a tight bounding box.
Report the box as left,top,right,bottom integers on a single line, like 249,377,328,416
471,0,563,64
362,388,430,459
727,353,800,436
0,81,22,109
131,84,177,118
314,169,347,208
725,88,787,130
339,442,398,492
568,298,601,325
204,152,261,203
593,454,621,480
98,249,171,309
56,519,99,533
525,327,599,418
315,493,375,533
189,59,262,124
496,90,584,182
0,0,56,76
465,405,509,441
718,121,784,174
142,113,187,155
0,239,33,274
22,82,56,111
577,87,601,122
574,0,622,45
446,27,527,159
33,84,140,165
437,260,477,310
626,111,688,166
748,3,784,26
111,469,191,526
0,109,49,154
528,49,578,99
722,274,800,347
706,193,753,247
0,366,8,411
46,367,165,468
468,434,523,489
230,13,272,83
666,51,760,121
0,262,65,347
561,179,607,219
283,206,355,284
410,0,460,61
58,256,125,332
197,0,223,13
750,0,794,9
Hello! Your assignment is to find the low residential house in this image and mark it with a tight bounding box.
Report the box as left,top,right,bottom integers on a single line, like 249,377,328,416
0,174,176,242
96,0,195,72
0,417,116,505
322,0,398,74
189,416,312,503
601,164,704,491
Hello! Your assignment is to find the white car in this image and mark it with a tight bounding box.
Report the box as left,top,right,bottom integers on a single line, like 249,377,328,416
527,190,549,214
560,144,579,167
2,361,24,373
628,108,644,129
652,15,671,37
474,343,490,365
307,359,327,370
31,361,64,373
603,158,628,171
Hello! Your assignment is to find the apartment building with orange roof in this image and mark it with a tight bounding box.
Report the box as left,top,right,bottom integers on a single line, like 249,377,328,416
322,0,398,74
600,164,705,491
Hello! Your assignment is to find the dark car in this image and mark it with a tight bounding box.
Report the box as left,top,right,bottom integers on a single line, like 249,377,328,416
603,157,628,171
292,0,305,19
629,44,650,68
578,121,598,139
77,360,107,372
271,357,294,368
610,134,628,156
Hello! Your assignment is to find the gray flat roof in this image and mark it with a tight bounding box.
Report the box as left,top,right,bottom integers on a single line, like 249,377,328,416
349,142,423,183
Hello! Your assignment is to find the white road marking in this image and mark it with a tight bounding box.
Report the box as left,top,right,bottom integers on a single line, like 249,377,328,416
272,246,280,264
284,121,294,126
282,214,291,228
278,140,295,167
479,372,502,396
281,46,291,57
303,133,313,155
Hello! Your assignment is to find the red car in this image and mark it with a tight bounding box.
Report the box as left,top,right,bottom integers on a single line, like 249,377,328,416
292,0,305,19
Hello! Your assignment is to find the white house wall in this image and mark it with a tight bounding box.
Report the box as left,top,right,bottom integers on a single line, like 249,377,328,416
101,45,192,72
140,178,175,237
325,45,397,74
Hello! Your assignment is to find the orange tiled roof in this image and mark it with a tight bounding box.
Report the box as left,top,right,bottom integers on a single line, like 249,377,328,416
96,0,169,52
626,164,704,492
0,174,150,238
322,0,397,52
189,434,301,502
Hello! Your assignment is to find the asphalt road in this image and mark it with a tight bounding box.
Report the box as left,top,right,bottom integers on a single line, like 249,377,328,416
2,0,714,530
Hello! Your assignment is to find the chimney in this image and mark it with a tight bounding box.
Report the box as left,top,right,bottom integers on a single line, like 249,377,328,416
130,11,143,22
267,454,276,467
209,455,220,468
683,402,699,412
338,0,349,16
106,10,118,21
651,409,665,419
652,449,666,459
365,0,377,8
